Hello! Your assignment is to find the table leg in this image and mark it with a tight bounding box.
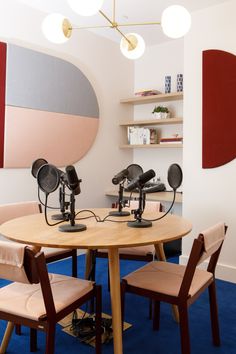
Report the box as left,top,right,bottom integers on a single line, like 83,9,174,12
85,250,93,280
108,248,123,354
0,321,14,354
154,243,180,323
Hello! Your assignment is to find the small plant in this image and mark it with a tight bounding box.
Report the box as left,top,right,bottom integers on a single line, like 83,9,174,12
152,105,169,114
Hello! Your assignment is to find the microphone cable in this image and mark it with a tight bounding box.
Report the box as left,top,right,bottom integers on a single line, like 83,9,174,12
142,190,176,222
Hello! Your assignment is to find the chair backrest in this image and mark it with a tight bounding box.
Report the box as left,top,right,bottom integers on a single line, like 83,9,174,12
0,240,56,318
0,201,41,225
129,200,162,212
0,240,38,283
178,222,226,299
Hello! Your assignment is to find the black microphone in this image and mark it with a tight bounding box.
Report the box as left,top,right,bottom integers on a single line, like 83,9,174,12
126,169,156,192
112,169,129,185
65,165,81,195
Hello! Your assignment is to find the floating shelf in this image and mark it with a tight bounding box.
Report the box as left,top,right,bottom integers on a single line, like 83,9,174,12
120,92,183,105
120,143,183,149
120,117,183,127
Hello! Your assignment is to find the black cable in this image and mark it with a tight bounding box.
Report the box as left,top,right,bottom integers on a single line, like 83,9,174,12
142,190,176,222
43,193,66,227
75,209,102,222
37,186,60,210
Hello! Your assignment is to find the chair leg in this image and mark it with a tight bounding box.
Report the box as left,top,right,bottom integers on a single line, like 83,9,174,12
30,328,37,352
0,321,14,354
149,299,153,319
208,282,221,346
45,324,56,354
15,324,22,335
178,304,191,354
72,250,78,278
153,300,160,331
95,285,102,354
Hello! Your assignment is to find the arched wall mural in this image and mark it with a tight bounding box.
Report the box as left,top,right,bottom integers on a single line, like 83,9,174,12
0,42,99,168
202,49,236,168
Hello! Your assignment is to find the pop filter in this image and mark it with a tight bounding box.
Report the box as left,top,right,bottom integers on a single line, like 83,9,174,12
167,163,183,191
37,164,61,194
31,158,48,178
126,164,143,181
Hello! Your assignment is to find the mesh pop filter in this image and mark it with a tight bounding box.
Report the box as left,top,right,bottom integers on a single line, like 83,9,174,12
126,164,143,181
31,158,48,178
37,164,61,194
167,163,183,191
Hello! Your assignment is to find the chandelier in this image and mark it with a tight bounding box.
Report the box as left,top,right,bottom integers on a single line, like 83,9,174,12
42,0,191,60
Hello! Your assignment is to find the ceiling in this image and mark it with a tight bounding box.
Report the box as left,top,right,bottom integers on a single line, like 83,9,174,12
17,0,228,46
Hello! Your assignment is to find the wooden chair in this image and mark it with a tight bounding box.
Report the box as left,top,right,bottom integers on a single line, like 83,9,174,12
94,201,180,319
0,241,102,354
95,201,162,264
121,222,227,354
0,201,78,278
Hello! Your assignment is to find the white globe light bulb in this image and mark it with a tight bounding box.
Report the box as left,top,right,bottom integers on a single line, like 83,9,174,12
42,13,71,44
68,0,104,16
120,33,145,60
161,5,191,39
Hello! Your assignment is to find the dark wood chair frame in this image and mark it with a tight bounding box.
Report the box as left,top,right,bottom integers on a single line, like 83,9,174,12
121,226,227,354
14,203,78,337
0,247,102,354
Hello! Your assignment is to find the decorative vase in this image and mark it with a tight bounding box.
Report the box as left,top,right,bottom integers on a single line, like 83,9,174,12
153,112,162,119
165,76,171,93
177,74,183,92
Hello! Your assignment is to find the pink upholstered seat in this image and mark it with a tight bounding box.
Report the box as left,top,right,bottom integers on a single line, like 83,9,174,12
0,241,102,354
121,222,227,354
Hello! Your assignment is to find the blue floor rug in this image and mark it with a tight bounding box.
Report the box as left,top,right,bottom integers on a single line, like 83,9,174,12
0,254,236,354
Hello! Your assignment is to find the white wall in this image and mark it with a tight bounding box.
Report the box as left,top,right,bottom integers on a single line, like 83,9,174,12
182,0,236,282
133,40,184,213
0,0,134,208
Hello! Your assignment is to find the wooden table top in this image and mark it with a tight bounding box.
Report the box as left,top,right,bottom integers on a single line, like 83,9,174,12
0,208,192,250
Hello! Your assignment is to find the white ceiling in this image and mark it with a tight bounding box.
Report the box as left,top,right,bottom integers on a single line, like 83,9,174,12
17,0,228,46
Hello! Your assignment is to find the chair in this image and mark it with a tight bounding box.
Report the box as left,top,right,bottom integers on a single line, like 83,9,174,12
95,201,163,264
121,222,227,354
0,241,102,354
94,201,176,318
0,201,78,278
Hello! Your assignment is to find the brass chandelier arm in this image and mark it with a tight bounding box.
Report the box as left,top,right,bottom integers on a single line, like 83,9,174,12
72,24,112,30
116,21,161,27
115,26,135,49
98,9,135,49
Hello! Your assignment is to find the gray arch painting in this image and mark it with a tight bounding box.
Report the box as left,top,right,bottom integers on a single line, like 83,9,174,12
0,42,99,168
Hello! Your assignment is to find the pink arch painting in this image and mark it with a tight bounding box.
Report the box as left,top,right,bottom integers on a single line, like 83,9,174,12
0,42,99,168
202,49,236,168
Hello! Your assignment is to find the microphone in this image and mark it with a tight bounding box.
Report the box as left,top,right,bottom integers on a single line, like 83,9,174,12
126,169,156,192
65,165,81,195
112,169,129,185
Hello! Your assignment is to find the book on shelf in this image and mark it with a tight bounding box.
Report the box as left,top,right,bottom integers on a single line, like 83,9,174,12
127,126,158,145
159,136,183,144
134,89,161,97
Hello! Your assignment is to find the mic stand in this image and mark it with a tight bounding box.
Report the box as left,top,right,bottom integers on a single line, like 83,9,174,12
51,183,70,221
58,191,87,232
109,184,130,217
127,188,152,228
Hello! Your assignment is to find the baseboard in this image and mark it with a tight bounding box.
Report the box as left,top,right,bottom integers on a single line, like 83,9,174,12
179,255,236,284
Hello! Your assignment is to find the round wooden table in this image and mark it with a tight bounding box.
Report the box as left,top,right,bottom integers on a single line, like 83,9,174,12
0,208,192,354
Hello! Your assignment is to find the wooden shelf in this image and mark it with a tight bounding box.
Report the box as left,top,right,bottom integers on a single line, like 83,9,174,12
120,117,183,127
105,190,182,204
120,92,183,105
120,143,183,149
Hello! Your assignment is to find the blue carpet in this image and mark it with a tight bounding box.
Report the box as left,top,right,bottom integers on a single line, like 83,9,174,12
0,255,236,354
